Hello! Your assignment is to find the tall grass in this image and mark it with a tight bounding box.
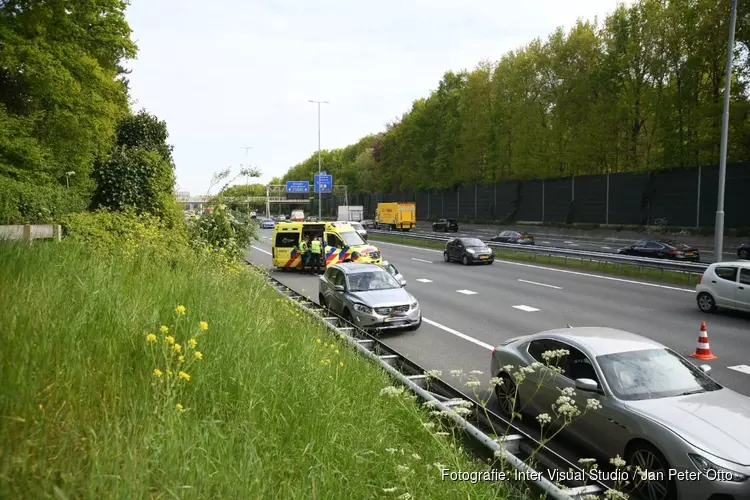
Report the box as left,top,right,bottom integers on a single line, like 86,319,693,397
0,242,507,499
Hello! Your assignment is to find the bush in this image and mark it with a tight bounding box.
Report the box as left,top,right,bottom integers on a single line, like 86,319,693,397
91,146,176,220
187,204,257,262
62,208,190,262
0,177,88,224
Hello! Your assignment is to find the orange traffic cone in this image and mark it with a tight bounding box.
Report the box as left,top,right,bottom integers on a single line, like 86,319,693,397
690,321,717,360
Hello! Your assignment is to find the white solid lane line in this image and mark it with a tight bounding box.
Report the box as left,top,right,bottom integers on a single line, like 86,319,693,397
512,305,541,312
416,278,433,283
252,246,272,256
411,257,433,264
728,365,750,375
456,289,478,295
423,318,494,351
518,279,562,290
371,240,695,293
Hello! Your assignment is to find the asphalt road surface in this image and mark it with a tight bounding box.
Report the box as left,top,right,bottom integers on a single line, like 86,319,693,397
249,230,750,401
405,222,745,263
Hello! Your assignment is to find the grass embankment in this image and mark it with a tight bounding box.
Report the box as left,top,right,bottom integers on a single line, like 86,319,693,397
0,242,507,499
369,234,696,286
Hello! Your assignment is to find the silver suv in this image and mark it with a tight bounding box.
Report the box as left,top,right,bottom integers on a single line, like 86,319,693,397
318,263,422,332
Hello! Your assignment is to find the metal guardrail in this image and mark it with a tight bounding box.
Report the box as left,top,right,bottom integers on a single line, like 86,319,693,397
245,259,614,499
366,229,709,280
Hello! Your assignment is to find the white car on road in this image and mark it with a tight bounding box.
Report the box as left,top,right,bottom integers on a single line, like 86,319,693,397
695,261,750,313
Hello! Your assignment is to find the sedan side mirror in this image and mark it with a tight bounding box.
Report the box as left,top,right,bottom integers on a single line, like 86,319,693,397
699,364,712,375
397,276,406,287
574,378,599,392
333,285,345,292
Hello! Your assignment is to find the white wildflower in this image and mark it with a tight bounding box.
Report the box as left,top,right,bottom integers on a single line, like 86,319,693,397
610,455,626,468
422,421,435,430
424,400,436,409
603,489,627,499
453,407,472,417
502,364,514,373
512,371,527,384
468,370,484,376
586,399,602,411
397,494,412,500
465,379,481,389
396,465,411,475
411,453,421,460
578,458,597,466
382,487,398,493
385,448,397,454
434,462,446,470
450,369,463,377
425,370,442,378
560,387,576,397
521,365,535,374
434,431,450,437
531,361,543,369
489,377,503,387
536,413,552,425
380,386,405,398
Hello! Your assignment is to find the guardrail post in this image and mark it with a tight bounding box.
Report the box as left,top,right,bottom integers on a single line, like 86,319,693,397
23,225,31,241
53,224,62,242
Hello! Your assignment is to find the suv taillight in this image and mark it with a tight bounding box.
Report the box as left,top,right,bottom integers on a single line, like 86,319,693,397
668,249,681,255
697,274,702,284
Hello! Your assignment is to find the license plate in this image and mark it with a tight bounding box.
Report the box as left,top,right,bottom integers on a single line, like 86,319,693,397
685,252,694,256
479,255,489,260
385,317,404,324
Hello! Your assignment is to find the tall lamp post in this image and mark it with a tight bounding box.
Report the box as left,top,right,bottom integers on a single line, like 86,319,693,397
309,99,329,219
713,0,738,263
64,171,75,190
241,146,253,214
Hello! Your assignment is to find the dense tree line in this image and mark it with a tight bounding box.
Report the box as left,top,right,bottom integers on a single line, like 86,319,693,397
0,0,178,224
283,0,750,194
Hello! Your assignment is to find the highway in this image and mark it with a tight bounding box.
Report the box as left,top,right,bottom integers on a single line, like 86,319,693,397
249,230,750,404
399,221,747,263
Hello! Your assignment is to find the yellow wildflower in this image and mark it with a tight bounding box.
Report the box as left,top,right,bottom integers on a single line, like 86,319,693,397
176,403,184,411
165,335,175,345
188,338,197,348
339,361,344,367
178,355,185,362
199,321,208,331
159,325,169,334
315,338,321,344
194,351,203,360
153,368,163,377
175,305,186,315
178,371,190,382
173,343,182,353
146,333,157,343
334,349,340,354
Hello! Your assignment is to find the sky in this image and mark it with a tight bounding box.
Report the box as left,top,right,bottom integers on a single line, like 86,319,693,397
124,0,635,195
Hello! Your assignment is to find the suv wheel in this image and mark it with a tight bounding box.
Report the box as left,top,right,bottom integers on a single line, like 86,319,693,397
462,255,469,266
443,251,450,262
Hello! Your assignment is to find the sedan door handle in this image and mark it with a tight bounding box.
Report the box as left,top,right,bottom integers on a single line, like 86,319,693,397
740,286,745,290
711,281,717,284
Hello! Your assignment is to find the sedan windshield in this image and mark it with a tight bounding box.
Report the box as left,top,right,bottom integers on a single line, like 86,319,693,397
340,230,365,246
462,238,485,247
597,348,722,401
347,271,401,292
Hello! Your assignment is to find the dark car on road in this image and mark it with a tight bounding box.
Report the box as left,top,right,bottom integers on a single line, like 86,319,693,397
444,237,494,265
432,218,459,232
490,230,535,245
739,243,749,260
617,239,700,262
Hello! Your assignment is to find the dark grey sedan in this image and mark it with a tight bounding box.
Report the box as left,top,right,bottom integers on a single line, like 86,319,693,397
318,263,421,332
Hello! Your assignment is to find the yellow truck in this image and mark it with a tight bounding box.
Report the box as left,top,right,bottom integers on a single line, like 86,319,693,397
374,202,416,231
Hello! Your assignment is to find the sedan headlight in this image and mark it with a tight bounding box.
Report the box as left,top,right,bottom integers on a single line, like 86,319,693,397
410,301,418,309
689,454,749,482
353,303,372,314
467,248,476,254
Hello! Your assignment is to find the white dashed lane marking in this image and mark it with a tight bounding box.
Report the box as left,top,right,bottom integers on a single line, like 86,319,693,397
416,278,433,283
728,365,750,375
518,279,562,290
411,257,433,264
456,289,478,295
512,305,541,312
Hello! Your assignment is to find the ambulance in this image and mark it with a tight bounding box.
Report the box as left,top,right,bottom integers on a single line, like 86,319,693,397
271,221,383,272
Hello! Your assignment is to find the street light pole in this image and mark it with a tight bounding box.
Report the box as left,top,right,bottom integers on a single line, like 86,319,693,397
713,0,738,263
309,100,329,220
241,146,253,214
